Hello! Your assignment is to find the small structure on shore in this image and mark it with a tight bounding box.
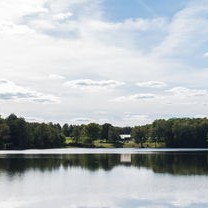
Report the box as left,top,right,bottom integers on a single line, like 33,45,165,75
120,134,131,141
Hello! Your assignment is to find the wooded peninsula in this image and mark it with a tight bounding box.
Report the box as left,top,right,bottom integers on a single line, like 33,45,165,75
0,114,208,150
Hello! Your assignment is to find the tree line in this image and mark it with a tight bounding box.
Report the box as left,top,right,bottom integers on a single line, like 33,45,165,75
0,114,208,149
132,118,208,148
0,114,65,150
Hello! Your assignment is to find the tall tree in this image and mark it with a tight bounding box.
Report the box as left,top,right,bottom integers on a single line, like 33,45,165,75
131,126,146,147
85,123,101,145
0,123,9,149
108,126,120,144
100,123,112,141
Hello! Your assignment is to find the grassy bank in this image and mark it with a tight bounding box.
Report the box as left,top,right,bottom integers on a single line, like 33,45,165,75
65,138,165,148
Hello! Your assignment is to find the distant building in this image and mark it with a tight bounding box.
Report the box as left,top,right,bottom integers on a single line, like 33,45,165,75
120,134,131,140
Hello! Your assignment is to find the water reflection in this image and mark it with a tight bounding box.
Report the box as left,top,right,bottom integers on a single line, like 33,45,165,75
0,152,208,208
0,152,208,176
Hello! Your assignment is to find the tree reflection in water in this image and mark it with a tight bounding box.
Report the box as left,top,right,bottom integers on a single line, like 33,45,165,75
0,152,208,176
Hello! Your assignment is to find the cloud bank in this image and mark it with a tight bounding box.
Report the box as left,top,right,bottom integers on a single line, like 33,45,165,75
0,0,208,125
0,79,60,104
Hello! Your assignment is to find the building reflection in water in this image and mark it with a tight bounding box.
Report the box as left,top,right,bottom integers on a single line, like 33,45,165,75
120,154,132,163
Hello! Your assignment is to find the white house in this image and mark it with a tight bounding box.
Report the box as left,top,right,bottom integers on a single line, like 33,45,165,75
120,134,131,140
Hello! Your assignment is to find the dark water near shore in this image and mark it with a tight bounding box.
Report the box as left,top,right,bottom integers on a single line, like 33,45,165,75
0,149,208,208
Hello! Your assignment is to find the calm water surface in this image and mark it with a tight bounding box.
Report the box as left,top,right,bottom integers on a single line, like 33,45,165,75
0,148,208,208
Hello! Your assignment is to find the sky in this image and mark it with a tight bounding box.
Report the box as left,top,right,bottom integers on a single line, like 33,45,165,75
0,0,208,126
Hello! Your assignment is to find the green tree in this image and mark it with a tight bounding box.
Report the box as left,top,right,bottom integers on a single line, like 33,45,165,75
62,123,70,137
108,126,121,145
100,123,112,141
6,114,31,149
85,123,101,145
131,126,146,147
72,125,82,144
0,123,9,149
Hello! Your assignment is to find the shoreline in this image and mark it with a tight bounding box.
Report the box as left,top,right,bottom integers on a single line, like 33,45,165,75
0,147,208,155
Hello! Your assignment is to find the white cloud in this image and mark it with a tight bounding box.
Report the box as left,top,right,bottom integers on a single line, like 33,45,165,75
114,93,158,102
194,114,208,118
204,52,208,57
122,114,152,126
0,200,28,208
0,0,48,21
64,79,125,90
136,81,167,88
0,79,60,104
168,87,207,97
132,94,158,99
53,12,73,21
123,114,149,121
24,116,46,123
0,0,208,125
0,21,34,35
124,114,149,119
70,117,93,125
154,1,208,57
84,18,167,31
49,74,65,80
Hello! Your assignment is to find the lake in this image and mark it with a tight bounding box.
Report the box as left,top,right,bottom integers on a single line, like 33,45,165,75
0,148,208,208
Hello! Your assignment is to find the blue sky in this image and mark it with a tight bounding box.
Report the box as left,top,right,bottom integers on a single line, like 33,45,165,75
0,0,208,126
103,0,187,21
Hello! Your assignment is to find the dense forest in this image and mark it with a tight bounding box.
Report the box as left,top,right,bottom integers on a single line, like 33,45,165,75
0,114,208,150
0,114,65,150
